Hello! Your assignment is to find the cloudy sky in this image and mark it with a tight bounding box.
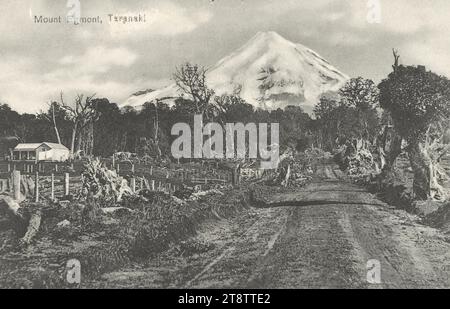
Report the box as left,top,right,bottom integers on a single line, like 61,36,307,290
0,0,449,113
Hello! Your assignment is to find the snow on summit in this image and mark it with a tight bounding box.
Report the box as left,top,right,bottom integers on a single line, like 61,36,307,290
122,31,348,114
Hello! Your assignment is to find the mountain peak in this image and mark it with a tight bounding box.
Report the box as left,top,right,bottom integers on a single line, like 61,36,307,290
122,32,349,114
252,31,286,41
239,31,294,52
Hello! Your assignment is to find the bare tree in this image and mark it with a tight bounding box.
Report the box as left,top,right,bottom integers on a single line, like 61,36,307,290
52,101,62,144
152,101,162,159
60,93,97,157
173,63,215,119
392,48,400,72
42,99,63,144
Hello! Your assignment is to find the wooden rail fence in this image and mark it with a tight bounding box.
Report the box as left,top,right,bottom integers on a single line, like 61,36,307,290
0,160,239,202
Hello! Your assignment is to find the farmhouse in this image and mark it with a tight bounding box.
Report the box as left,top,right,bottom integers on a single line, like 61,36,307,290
12,143,70,162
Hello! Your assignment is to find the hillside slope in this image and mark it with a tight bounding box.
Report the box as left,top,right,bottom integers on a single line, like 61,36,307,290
122,31,348,114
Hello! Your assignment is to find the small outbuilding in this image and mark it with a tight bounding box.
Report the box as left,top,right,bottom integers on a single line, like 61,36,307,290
13,143,70,162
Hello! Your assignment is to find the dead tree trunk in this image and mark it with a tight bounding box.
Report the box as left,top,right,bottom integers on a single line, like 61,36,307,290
408,141,433,200
19,210,42,245
70,122,78,157
78,121,94,157
52,101,62,145
408,140,448,201
0,195,21,219
281,164,291,187
377,125,402,179
153,102,162,159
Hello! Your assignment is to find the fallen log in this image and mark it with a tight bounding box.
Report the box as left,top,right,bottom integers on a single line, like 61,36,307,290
1,194,43,245
101,207,133,215
0,194,27,236
0,195,21,217
19,210,42,245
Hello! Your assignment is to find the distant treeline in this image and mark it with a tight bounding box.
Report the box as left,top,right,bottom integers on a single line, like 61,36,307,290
0,61,384,161
0,75,385,160
0,97,319,159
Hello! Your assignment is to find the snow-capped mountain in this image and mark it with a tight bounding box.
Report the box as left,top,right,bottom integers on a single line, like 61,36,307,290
122,31,348,114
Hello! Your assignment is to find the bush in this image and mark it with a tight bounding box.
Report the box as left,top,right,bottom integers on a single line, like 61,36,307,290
80,159,132,206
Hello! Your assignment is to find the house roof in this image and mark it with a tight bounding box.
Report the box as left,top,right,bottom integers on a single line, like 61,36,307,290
14,143,69,151
14,143,42,151
41,143,69,151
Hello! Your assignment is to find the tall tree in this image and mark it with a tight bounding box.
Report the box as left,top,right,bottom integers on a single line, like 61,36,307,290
379,63,450,200
0,103,21,137
92,99,121,157
314,94,339,151
339,77,380,144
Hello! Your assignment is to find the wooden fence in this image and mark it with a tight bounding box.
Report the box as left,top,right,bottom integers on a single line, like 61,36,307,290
0,161,235,181
0,170,75,201
0,160,239,202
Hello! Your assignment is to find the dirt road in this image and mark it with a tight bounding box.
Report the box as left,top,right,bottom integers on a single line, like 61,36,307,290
92,164,450,289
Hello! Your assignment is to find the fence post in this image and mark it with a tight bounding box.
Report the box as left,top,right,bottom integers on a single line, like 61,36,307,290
12,170,21,201
64,173,70,196
130,177,136,193
151,180,155,191
232,167,240,186
35,170,39,203
51,173,55,200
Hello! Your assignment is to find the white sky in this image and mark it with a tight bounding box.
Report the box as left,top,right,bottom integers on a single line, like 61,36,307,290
0,0,449,113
